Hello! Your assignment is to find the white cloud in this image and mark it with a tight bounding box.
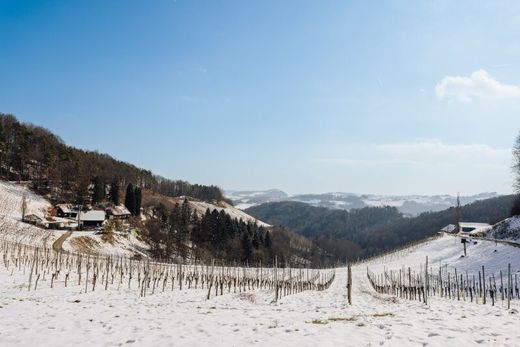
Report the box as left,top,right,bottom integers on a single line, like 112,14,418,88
435,69,520,102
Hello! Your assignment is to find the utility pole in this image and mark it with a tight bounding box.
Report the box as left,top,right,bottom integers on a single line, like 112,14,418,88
455,193,462,233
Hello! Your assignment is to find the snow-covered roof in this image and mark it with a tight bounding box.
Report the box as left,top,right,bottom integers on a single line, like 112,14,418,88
79,210,106,222
441,224,457,233
460,222,491,230
106,205,131,216
24,214,44,223
459,222,491,235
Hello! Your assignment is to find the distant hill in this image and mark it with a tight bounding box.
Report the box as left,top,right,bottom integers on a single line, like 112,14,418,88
225,189,288,209
246,195,517,260
228,189,499,216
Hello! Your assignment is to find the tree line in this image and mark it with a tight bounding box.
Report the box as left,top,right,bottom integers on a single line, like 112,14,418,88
144,198,275,264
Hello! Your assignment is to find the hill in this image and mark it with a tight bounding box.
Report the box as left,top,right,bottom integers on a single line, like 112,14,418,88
246,195,517,260
228,189,499,216
0,113,227,203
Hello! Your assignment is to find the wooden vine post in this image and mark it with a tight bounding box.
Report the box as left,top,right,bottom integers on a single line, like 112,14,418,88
347,262,352,305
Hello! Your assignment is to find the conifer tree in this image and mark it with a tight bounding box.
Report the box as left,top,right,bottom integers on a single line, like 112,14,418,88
125,183,136,215
134,186,142,216
91,176,105,204
252,230,260,249
241,232,252,263
109,180,120,205
264,230,272,248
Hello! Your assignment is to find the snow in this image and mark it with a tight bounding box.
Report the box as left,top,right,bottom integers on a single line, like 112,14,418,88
1,233,519,346
187,199,270,227
0,181,65,247
365,233,520,277
62,230,149,258
487,216,520,243
0,181,146,256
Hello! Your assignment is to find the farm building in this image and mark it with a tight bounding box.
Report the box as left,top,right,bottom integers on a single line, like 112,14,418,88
458,222,492,236
23,214,45,227
79,210,106,227
106,205,131,220
56,204,79,218
440,222,492,236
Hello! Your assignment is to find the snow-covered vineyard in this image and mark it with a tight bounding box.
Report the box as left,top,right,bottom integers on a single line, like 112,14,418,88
1,235,519,346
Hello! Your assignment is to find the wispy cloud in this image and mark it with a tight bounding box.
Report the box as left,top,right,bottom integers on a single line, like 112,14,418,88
314,140,510,169
312,140,512,194
435,69,520,103
377,140,510,161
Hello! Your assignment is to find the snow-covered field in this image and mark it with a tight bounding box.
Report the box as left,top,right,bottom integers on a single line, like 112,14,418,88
1,233,519,347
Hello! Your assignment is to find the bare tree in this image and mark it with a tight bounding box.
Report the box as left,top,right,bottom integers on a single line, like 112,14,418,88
514,132,520,192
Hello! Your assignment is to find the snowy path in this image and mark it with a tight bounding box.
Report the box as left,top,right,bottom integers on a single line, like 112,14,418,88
1,235,519,346
52,230,72,252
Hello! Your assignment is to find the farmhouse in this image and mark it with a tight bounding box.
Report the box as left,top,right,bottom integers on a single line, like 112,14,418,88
106,205,131,220
79,210,106,228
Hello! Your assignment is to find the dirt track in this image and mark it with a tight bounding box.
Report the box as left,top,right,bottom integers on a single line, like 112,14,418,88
52,231,72,252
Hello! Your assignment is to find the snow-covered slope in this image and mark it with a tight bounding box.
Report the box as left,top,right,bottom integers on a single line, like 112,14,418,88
0,180,65,247
366,233,520,276
62,230,149,257
486,216,520,243
1,233,518,346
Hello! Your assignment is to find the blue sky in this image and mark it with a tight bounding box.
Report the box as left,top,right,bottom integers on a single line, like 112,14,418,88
1,0,520,195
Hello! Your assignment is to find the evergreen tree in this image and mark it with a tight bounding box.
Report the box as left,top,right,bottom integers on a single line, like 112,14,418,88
91,176,105,204
181,198,191,226
134,186,142,216
109,180,120,205
125,183,136,215
241,232,252,263
252,230,260,249
264,230,272,248
511,196,520,217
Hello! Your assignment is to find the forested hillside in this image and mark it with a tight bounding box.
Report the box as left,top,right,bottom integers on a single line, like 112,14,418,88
0,114,226,203
246,195,517,260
